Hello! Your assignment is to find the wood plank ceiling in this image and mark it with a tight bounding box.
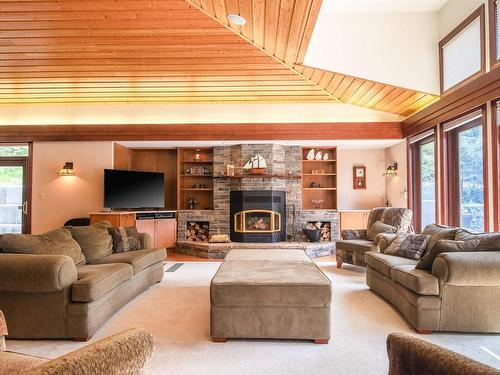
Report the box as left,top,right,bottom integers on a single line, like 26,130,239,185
188,0,439,116
0,0,438,116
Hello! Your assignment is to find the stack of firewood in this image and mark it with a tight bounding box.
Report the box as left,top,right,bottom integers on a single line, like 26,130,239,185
187,222,209,241
306,222,331,242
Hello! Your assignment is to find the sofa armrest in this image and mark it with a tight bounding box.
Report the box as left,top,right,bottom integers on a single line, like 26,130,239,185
387,333,498,375
138,232,153,250
24,328,154,375
341,229,367,240
375,233,397,252
432,252,500,286
0,254,77,292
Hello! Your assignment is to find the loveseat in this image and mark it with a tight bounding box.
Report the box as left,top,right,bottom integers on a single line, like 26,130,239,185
366,224,500,333
0,328,153,375
336,207,413,268
0,222,166,340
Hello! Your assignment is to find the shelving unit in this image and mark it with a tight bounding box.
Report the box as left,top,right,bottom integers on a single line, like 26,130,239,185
301,147,337,210
177,148,214,210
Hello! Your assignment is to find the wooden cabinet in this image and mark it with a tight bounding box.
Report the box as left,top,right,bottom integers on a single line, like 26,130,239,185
90,212,135,227
90,211,177,249
339,210,371,231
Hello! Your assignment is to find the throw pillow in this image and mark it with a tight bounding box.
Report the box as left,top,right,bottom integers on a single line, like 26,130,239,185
367,220,397,241
455,229,500,251
107,226,141,253
415,239,480,271
422,223,458,253
341,229,365,240
68,221,113,263
0,228,85,266
384,233,430,260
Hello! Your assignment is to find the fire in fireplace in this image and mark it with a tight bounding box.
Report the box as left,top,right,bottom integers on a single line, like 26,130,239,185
230,191,286,243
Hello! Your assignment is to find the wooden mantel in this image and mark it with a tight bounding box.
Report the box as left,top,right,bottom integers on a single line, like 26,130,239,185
0,122,402,142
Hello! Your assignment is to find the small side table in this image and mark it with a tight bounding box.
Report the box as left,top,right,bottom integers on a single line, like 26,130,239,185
0,310,7,351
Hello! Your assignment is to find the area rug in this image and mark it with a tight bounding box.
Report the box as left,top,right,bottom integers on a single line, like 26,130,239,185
7,261,500,374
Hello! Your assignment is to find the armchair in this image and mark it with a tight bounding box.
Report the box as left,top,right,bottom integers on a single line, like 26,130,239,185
336,207,412,268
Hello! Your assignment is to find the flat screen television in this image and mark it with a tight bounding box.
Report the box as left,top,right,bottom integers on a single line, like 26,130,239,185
104,169,165,209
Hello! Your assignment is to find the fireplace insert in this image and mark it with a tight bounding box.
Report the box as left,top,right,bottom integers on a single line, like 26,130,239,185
230,190,286,243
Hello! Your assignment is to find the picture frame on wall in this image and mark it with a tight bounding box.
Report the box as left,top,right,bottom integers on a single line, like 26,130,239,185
353,166,366,190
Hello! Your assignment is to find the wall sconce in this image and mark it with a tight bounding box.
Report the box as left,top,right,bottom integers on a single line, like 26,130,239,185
383,162,398,176
57,162,74,176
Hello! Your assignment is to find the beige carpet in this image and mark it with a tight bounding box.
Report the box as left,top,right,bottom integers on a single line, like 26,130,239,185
7,261,500,374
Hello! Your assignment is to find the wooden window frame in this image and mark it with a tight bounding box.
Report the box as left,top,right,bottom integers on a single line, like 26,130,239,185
441,107,489,231
408,131,438,233
492,100,500,231
439,4,486,95
489,0,500,70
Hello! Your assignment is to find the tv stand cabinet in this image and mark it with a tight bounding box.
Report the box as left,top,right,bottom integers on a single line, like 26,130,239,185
90,211,177,249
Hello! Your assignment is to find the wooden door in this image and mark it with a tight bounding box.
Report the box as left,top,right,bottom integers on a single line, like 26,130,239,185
155,219,177,249
135,219,155,247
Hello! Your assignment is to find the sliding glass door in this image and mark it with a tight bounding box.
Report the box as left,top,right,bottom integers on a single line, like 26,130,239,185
419,139,436,229
445,111,486,232
0,145,31,234
410,134,437,232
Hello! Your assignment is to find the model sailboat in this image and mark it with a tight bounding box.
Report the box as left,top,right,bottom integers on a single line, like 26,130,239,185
243,154,267,175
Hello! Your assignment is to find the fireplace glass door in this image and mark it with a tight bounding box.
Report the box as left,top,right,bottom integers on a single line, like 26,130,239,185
234,210,281,233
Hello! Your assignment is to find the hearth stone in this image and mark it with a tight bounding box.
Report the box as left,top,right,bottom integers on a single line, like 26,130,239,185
176,241,335,259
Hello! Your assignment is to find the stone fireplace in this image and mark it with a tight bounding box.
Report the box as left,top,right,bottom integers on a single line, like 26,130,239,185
177,144,339,250
230,190,286,243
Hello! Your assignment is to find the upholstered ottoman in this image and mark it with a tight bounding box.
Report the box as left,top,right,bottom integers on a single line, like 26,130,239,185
210,249,332,343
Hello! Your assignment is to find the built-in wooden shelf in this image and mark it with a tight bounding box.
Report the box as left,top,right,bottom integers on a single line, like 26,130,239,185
303,173,337,176
215,174,301,180
177,148,214,210
303,188,337,191
302,159,337,162
180,174,213,177
301,147,337,210
180,188,213,191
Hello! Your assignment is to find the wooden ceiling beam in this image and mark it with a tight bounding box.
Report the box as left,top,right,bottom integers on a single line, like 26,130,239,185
0,122,403,142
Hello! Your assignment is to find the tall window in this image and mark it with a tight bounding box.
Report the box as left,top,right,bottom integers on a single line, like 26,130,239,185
489,0,500,67
444,111,487,232
410,131,437,233
440,5,485,93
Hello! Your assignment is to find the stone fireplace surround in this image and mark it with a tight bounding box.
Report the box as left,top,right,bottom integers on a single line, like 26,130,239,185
177,144,339,254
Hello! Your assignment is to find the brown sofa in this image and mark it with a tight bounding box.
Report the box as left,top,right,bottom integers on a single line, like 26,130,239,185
387,333,499,375
0,328,153,375
336,207,413,268
367,224,500,333
0,223,166,340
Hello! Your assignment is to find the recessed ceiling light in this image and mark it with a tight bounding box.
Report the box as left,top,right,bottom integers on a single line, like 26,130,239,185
227,14,246,26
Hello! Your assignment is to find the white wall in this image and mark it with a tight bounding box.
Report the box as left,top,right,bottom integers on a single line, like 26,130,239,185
439,0,487,39
337,149,387,209
304,11,440,94
385,141,408,208
32,142,113,233
0,102,403,126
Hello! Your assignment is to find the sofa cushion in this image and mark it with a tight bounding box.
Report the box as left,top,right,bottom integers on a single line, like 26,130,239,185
211,261,331,307
94,248,166,274
72,263,133,302
366,207,413,236
422,224,457,252
69,221,113,263
391,265,440,296
336,239,378,253
0,228,85,266
365,251,418,278
455,229,500,251
107,226,141,253
384,233,430,260
416,239,480,271
367,221,397,241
